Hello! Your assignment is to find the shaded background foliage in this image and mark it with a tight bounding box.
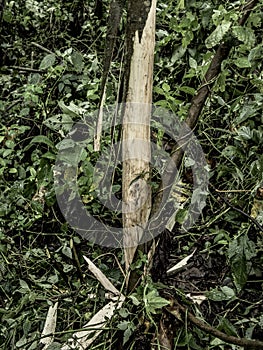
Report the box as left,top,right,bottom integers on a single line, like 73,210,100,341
0,0,262,349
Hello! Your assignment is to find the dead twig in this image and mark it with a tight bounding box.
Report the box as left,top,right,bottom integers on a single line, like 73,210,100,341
31,41,54,54
7,65,44,73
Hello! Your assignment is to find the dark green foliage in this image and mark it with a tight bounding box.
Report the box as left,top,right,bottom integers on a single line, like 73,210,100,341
0,0,262,349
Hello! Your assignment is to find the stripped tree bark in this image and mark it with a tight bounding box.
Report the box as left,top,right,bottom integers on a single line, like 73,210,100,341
121,0,156,276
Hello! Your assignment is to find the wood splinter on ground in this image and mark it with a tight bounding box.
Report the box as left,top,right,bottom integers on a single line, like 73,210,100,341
60,256,125,350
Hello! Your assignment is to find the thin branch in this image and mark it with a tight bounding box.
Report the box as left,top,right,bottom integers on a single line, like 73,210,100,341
168,301,263,349
94,0,124,151
150,0,259,224
211,185,263,232
31,41,54,54
239,0,259,26
5,99,22,112
215,189,250,193
7,65,44,73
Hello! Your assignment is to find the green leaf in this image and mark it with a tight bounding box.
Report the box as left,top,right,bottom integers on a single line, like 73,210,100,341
235,166,244,182
19,279,30,290
55,139,76,150
62,244,72,259
215,70,228,92
42,152,56,160
234,57,251,68
23,318,31,336
112,184,121,193
58,101,81,117
235,104,256,124
5,140,15,149
241,235,257,261
222,145,238,158
2,149,13,157
117,321,129,331
29,73,41,84
232,26,255,48
3,9,12,23
118,308,129,318
70,51,84,72
162,83,170,92
177,0,185,10
175,208,188,224
47,274,59,284
145,289,169,314
154,86,164,95
189,57,197,69
123,322,136,345
16,337,27,348
231,256,247,293
43,114,73,132
29,135,54,149
218,317,239,337
39,53,56,69
228,235,256,292
129,294,141,306
236,126,252,140
248,44,263,62
182,31,194,48
171,46,187,62
46,343,62,350
178,86,196,95
207,286,236,301
205,20,231,48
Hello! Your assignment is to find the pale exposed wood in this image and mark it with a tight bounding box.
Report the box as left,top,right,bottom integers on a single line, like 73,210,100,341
39,302,58,349
83,255,125,299
122,0,156,271
94,87,106,151
61,300,124,350
166,249,196,276
61,257,125,349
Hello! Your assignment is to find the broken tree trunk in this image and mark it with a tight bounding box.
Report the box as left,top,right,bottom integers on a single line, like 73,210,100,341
122,0,156,275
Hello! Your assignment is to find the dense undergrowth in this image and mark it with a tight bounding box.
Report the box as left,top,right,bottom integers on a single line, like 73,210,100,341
0,0,263,349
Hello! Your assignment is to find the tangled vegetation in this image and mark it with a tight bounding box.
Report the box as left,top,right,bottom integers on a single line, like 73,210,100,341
0,0,262,349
